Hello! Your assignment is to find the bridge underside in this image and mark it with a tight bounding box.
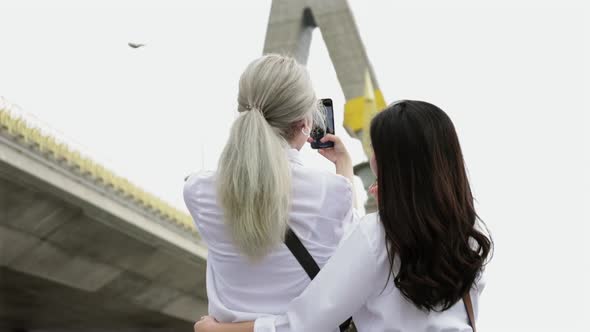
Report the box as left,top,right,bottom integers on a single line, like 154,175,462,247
0,267,190,331
0,141,208,331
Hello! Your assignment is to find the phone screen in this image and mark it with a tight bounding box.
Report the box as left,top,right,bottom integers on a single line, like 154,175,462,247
311,98,335,149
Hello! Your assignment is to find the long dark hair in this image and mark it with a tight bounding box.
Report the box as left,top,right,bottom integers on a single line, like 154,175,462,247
370,100,492,312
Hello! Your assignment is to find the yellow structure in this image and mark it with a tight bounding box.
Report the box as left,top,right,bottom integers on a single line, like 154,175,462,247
0,106,196,233
343,87,386,135
359,70,382,157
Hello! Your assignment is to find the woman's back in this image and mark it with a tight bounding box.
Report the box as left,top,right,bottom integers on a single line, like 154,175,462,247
352,214,484,332
183,148,355,322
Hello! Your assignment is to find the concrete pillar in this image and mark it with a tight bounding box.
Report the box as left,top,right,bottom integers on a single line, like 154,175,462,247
263,0,386,212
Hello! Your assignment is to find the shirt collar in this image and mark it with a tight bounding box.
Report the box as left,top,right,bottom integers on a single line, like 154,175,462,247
286,148,304,166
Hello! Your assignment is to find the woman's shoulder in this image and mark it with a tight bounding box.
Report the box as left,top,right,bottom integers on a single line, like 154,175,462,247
357,212,387,254
183,170,216,200
359,212,380,232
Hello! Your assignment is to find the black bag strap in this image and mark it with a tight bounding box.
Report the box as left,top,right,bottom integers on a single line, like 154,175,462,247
284,228,320,278
284,227,353,332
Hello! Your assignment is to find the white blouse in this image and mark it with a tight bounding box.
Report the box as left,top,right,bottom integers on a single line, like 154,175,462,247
254,213,485,332
183,148,356,330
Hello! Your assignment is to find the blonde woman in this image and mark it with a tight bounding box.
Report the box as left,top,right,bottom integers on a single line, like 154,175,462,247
183,55,356,330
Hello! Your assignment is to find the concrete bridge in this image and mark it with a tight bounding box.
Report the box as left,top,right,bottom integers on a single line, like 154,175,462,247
0,107,208,331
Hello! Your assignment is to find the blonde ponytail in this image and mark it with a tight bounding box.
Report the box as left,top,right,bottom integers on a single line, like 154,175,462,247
217,54,319,260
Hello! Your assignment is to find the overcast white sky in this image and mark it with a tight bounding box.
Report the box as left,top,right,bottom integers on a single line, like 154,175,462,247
1,0,588,330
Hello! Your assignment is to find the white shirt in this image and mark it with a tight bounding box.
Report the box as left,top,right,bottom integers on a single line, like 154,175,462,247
183,148,356,328
254,213,485,332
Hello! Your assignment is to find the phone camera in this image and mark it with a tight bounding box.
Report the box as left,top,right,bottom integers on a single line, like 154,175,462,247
311,127,324,140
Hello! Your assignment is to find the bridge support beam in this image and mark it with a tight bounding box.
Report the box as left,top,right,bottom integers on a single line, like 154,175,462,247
264,0,387,211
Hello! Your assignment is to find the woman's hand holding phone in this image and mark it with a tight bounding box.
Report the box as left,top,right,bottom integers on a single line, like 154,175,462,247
309,134,351,166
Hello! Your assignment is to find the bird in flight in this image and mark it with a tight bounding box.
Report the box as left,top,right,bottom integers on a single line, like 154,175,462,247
128,42,145,49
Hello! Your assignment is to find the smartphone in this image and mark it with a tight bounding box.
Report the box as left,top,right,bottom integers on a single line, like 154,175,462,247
310,98,335,149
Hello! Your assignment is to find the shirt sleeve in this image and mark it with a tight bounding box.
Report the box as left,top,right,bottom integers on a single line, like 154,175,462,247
254,223,379,332
347,208,363,233
334,175,362,238
182,170,214,239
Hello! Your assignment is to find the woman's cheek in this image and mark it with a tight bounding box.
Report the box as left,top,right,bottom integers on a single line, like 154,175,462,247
370,154,377,177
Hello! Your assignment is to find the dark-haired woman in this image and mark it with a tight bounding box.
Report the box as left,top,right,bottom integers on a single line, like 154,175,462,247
195,100,492,332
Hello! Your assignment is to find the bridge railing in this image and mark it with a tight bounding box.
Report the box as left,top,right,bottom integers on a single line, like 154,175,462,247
0,96,196,234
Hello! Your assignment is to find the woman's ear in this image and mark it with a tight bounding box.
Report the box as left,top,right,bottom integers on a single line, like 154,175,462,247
293,119,307,131
370,154,378,177
296,119,306,128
